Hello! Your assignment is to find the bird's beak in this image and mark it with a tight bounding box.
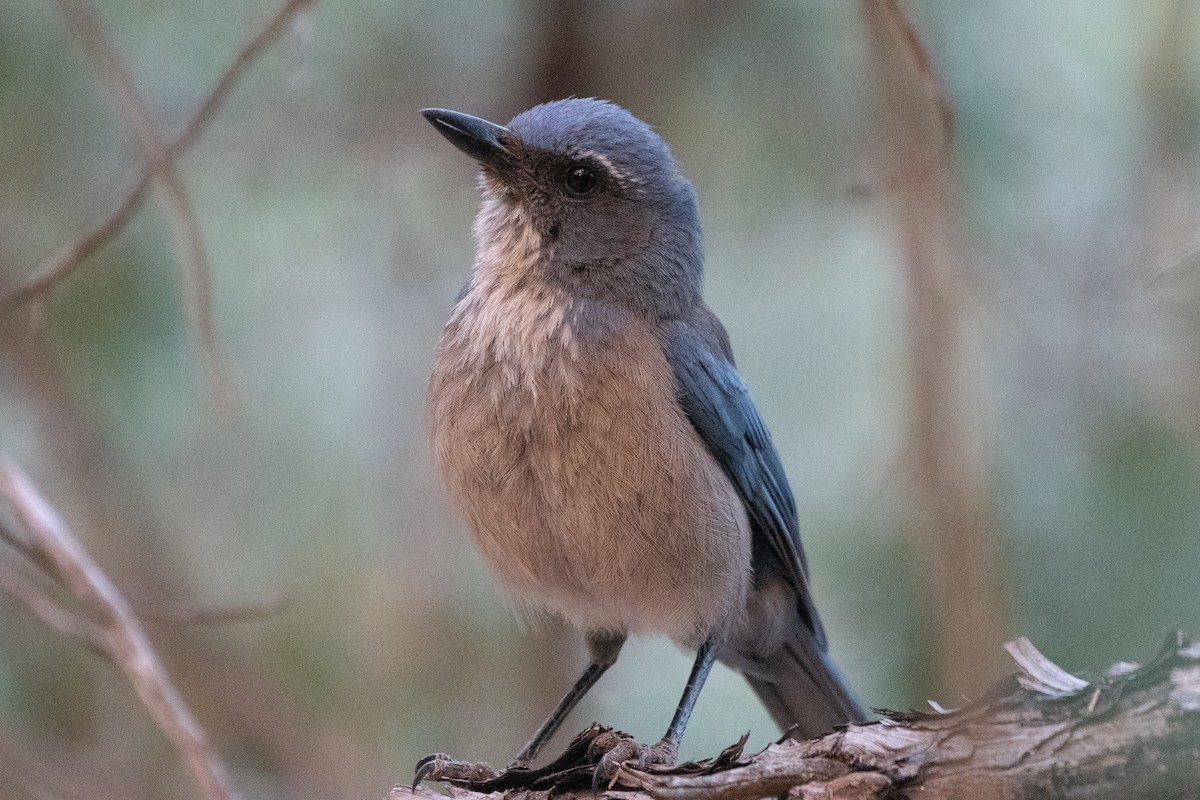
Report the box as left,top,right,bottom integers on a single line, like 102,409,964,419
421,108,515,171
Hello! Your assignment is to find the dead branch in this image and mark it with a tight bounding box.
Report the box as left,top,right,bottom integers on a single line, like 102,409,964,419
51,0,232,412
0,0,314,320
397,634,1200,800
0,457,242,800
0,551,108,652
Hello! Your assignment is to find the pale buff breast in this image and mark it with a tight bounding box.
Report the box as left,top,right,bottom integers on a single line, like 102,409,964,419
427,284,752,648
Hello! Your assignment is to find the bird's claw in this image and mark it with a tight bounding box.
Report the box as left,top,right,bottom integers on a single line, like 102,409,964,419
412,726,678,794
590,733,677,792
412,752,500,789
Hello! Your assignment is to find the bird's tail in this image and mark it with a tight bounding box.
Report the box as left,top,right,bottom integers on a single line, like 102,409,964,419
736,617,868,740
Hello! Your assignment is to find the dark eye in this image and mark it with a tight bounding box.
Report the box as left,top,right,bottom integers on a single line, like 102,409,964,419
564,164,597,195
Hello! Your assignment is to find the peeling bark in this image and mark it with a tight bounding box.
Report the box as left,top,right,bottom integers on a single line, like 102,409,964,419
398,634,1200,800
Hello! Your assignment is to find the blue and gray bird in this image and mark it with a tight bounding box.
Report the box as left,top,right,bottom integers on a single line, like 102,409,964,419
421,98,866,772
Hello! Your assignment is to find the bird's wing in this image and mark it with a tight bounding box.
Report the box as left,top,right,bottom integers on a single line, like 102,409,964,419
661,315,826,647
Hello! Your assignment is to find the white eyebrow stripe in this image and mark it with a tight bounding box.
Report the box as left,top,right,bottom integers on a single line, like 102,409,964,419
575,150,643,187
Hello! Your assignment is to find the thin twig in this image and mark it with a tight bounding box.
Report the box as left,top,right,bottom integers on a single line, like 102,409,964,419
0,0,315,318
0,457,242,800
0,174,151,313
174,0,315,157
50,0,233,414
0,551,108,653
1141,232,1200,287
136,596,290,625
0,512,49,569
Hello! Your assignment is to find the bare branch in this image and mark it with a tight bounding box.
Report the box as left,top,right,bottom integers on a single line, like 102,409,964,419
0,547,108,652
1142,232,1200,287
174,0,314,157
0,457,242,800
136,596,290,626
50,0,234,413
0,174,151,313
0,512,49,568
400,634,1200,799
0,0,315,318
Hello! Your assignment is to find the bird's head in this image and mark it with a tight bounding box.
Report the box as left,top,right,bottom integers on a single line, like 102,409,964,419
422,98,704,317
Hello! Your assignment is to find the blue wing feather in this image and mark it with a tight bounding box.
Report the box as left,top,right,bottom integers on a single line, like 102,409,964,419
661,315,825,648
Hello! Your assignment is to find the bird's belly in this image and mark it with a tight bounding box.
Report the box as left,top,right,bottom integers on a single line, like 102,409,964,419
428,315,751,646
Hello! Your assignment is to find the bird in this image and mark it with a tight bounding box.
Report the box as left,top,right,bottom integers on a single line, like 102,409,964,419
419,98,866,777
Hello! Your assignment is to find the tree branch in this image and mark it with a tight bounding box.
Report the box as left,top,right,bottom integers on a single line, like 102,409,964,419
50,0,233,412
0,0,314,321
398,634,1200,799
0,457,242,800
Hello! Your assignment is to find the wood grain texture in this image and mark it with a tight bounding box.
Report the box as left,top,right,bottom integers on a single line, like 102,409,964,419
398,634,1200,800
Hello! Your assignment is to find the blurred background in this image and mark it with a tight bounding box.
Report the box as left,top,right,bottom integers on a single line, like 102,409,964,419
1,1,1199,797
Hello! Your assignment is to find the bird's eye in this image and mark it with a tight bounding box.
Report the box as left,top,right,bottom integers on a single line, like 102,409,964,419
564,164,597,195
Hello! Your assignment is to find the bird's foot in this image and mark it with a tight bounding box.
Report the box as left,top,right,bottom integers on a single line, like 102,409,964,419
590,732,677,790
411,726,699,794
411,752,502,789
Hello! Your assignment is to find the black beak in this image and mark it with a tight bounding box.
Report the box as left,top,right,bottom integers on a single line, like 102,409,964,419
421,108,515,171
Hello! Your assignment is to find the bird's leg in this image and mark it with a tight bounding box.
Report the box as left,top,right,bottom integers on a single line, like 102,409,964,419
509,630,626,768
594,639,719,783
413,631,624,788
661,637,720,754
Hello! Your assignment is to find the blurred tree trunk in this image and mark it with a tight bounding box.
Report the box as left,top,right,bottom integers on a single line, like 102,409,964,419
1132,0,1200,442
521,1,745,113
524,0,594,107
859,0,1012,697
